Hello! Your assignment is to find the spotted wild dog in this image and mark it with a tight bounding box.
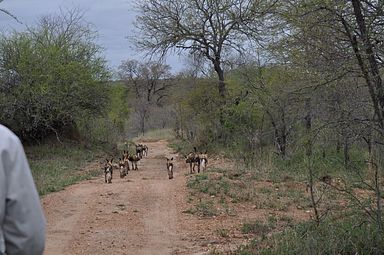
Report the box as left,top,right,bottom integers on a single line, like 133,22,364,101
136,144,144,159
166,157,174,179
143,144,148,157
104,158,113,183
186,147,200,174
199,151,208,172
118,158,127,178
128,154,140,170
111,161,119,172
123,150,131,171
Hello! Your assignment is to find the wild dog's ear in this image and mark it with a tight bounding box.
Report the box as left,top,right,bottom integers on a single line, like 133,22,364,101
193,147,197,152
171,157,173,160
119,158,122,161
106,158,109,163
110,158,113,163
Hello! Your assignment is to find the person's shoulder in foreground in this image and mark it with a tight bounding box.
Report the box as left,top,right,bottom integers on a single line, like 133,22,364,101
0,124,46,255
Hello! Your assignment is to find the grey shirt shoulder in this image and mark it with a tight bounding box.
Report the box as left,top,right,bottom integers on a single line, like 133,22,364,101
0,124,46,255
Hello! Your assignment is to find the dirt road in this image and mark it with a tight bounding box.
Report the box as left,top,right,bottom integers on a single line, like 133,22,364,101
42,140,205,255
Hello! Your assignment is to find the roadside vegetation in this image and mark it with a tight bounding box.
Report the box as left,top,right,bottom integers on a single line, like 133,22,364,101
147,0,384,252
0,10,130,195
1,1,384,254
26,140,105,195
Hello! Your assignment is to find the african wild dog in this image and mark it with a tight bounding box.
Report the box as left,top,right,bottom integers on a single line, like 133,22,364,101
123,150,131,171
186,147,200,174
128,154,140,170
136,144,144,159
104,158,113,183
166,157,174,179
199,151,208,172
143,145,148,157
118,158,128,178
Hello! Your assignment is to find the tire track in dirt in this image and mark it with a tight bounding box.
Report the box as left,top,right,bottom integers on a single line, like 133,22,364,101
42,140,204,255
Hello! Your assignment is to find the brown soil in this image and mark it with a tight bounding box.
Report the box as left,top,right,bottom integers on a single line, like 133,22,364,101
42,140,310,255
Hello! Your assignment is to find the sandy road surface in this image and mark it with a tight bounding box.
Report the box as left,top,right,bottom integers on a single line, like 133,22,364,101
42,140,205,255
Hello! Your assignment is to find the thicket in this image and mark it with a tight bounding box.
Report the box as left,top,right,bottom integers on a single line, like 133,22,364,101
151,1,384,252
0,9,132,196
0,11,128,144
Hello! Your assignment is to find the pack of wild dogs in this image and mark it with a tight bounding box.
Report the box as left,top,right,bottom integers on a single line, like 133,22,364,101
103,144,208,183
166,147,208,179
103,143,148,183
185,147,208,174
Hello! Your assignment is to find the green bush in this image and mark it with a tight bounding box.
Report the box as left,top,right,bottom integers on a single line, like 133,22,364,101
0,11,110,142
236,217,384,255
271,146,367,182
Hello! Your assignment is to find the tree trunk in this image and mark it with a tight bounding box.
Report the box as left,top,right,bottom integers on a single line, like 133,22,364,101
280,127,287,158
363,134,373,171
217,69,226,98
374,159,383,236
278,110,288,158
274,128,287,159
141,118,145,136
336,138,341,153
213,58,226,98
344,137,349,169
305,98,320,225
350,0,384,128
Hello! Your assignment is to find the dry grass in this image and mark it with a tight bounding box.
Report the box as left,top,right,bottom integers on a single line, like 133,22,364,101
183,155,368,254
133,129,175,142
26,141,105,195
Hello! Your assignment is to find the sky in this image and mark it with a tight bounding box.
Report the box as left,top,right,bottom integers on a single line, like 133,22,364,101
0,0,186,73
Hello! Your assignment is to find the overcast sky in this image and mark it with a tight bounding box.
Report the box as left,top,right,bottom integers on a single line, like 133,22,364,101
0,0,185,73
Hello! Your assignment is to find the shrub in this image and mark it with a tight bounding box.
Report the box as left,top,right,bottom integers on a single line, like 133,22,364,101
0,11,110,142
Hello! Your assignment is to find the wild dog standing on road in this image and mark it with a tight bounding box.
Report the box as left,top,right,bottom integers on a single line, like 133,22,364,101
118,158,127,178
199,151,208,172
136,144,144,159
104,158,113,183
128,154,140,170
143,145,148,157
166,157,174,179
186,147,200,174
123,150,131,171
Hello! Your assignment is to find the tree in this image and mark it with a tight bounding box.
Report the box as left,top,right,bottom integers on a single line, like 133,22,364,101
118,59,173,105
134,0,277,98
280,0,384,133
231,60,309,159
277,0,384,237
118,59,174,135
0,10,109,141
